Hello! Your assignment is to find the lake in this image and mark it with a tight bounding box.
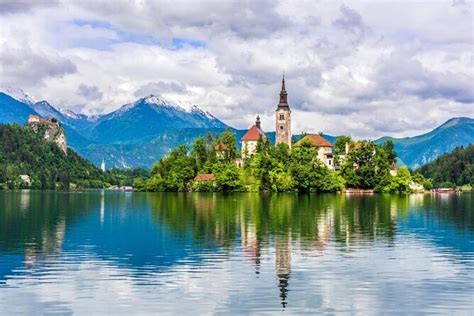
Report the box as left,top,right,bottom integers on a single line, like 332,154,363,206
0,191,472,314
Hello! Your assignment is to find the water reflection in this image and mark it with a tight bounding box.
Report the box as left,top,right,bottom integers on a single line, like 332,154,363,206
0,191,472,313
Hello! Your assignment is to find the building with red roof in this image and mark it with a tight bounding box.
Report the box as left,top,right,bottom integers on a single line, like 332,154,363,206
241,116,266,159
294,134,335,170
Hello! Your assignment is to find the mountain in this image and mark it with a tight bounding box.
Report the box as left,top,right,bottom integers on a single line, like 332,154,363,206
375,117,474,168
0,88,472,170
418,144,473,188
89,95,228,144
0,93,38,124
0,124,105,189
0,87,36,105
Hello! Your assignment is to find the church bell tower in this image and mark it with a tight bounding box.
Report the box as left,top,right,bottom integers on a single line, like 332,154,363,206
275,76,292,148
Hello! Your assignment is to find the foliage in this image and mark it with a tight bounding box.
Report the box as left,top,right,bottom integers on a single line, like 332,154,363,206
418,144,473,188
0,124,148,190
382,166,413,193
212,161,243,192
136,130,412,193
148,145,196,191
0,124,105,189
340,141,391,190
334,135,352,155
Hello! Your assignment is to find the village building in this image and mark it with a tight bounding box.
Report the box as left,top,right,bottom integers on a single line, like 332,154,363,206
194,173,216,182
193,173,216,188
294,134,335,170
241,115,266,159
275,76,292,148
214,143,228,159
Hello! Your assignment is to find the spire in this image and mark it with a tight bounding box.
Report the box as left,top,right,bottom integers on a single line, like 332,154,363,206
256,115,261,129
278,75,289,108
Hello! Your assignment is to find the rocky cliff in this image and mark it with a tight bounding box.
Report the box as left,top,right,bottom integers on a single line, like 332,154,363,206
27,117,68,155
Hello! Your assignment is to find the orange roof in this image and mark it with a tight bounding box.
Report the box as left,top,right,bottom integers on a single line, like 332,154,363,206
214,143,228,151
295,134,333,148
241,125,265,141
194,174,215,181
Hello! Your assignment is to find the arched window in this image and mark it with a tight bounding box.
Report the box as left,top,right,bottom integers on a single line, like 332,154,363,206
279,114,285,120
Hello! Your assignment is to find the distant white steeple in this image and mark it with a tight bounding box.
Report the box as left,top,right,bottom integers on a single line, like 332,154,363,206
101,158,106,172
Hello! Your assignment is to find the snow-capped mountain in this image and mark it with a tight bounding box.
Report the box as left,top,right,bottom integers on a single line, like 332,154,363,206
2,87,471,169
0,87,37,105
90,94,227,144
30,100,67,121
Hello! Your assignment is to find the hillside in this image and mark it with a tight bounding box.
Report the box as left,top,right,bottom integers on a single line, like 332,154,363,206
375,117,474,168
418,144,473,188
0,93,38,125
0,88,472,169
0,124,105,189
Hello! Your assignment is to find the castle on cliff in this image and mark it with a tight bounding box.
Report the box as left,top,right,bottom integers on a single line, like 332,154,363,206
27,115,68,155
240,77,335,169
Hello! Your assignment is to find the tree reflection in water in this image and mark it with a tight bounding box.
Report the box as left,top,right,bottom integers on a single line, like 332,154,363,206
0,191,472,309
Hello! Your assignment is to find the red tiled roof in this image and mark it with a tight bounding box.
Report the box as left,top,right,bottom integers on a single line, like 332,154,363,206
241,125,265,141
295,134,333,148
194,174,215,181
214,143,228,151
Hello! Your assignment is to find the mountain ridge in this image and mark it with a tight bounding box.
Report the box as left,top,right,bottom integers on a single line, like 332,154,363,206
0,88,472,169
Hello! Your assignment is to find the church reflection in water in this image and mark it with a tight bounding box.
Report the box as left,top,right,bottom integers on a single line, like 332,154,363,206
0,191,472,308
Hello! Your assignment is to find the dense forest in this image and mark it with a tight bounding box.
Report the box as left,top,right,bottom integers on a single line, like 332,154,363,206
0,124,147,189
418,144,473,188
134,129,431,193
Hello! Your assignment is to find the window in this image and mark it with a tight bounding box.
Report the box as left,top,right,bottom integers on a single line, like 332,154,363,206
280,125,284,130
328,160,332,165
279,114,285,120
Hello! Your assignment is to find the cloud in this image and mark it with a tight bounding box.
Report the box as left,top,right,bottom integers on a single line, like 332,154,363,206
0,44,77,87
0,0,58,15
333,5,367,39
134,82,187,98
374,51,474,104
0,0,472,138
77,84,103,101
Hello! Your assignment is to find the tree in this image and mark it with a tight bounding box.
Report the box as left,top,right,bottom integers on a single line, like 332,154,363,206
334,136,352,155
383,140,397,165
191,136,208,171
151,145,195,191
383,166,413,193
216,129,237,162
212,161,242,192
341,141,391,190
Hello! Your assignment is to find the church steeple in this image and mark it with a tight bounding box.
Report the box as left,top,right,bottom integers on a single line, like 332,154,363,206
278,75,289,107
275,76,292,148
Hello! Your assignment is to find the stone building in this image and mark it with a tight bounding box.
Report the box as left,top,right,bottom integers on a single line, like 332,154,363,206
241,115,266,159
294,134,335,170
275,76,292,148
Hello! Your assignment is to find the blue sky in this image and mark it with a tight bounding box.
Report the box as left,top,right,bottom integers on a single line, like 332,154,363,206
0,0,472,138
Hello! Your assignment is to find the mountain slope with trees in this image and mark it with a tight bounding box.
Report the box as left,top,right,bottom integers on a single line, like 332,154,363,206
0,124,148,189
418,144,473,188
0,89,472,169
375,117,474,168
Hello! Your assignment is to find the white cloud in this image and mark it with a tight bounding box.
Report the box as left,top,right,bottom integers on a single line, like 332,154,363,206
0,0,472,138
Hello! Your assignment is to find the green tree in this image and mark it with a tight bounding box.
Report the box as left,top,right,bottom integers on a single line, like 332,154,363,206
212,161,243,192
334,135,352,155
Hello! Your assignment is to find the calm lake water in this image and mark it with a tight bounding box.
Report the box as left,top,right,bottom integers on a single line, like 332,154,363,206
0,191,473,314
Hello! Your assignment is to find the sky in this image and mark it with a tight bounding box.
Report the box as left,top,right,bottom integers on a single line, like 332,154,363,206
0,0,472,138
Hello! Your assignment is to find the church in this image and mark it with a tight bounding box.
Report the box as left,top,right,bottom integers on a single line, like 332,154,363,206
240,77,335,169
